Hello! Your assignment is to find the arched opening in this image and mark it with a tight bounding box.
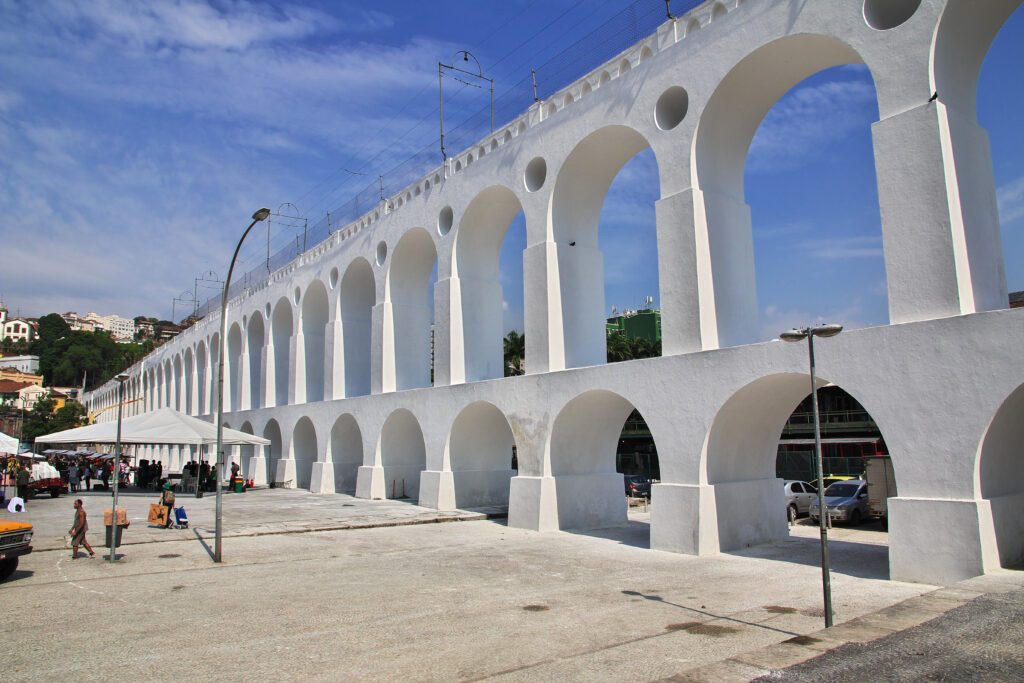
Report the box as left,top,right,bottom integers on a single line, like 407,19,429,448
550,125,660,369
291,417,317,490
377,408,425,499
694,34,876,347
195,341,208,415
173,355,183,412
548,390,654,537
452,186,526,382
227,323,242,412
340,258,375,397
329,413,362,493
705,375,897,578
977,5,1024,302
271,297,293,406
301,280,328,403
978,384,1024,568
263,419,282,486
239,421,255,480
445,401,516,507
386,228,437,391
247,313,265,410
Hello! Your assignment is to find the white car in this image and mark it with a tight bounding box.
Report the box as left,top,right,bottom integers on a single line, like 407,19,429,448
784,480,817,518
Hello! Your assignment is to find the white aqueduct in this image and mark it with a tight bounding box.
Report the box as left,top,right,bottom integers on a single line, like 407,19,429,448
86,0,1023,586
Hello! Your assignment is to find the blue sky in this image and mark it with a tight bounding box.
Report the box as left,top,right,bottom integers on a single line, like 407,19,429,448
0,1,1021,342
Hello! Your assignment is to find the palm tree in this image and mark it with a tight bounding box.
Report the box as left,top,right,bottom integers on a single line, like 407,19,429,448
606,332,633,363
503,330,525,376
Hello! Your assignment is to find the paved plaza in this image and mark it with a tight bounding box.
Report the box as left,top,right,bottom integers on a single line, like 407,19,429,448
2,489,1022,681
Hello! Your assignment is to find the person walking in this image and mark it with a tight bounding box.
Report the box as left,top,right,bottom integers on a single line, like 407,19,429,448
160,483,176,528
68,499,95,559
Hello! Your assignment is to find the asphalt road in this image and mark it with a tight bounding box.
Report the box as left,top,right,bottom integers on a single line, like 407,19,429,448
755,587,1024,682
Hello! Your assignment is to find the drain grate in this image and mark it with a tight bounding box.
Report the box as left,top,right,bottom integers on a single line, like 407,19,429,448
157,553,181,559
522,605,549,612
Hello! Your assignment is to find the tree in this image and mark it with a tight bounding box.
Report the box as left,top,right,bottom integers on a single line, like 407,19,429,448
20,397,86,442
503,330,525,376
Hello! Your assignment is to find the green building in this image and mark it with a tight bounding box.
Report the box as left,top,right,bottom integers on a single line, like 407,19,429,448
606,308,661,342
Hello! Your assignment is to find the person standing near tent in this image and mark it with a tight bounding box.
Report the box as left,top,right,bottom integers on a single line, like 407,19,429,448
68,463,79,493
83,464,91,491
68,499,95,559
16,463,29,502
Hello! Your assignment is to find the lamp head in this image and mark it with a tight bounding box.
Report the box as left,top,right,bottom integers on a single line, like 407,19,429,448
114,373,129,383
779,329,808,343
252,208,271,222
810,323,843,338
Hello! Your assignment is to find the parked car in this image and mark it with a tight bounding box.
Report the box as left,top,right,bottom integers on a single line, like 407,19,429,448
624,474,651,498
808,480,871,526
783,480,817,518
0,520,33,581
821,475,858,489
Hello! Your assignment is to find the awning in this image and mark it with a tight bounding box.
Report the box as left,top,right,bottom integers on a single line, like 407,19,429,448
0,430,18,454
34,407,271,447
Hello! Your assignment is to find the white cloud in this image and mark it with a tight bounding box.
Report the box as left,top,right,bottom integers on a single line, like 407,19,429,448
748,73,877,173
796,234,883,260
997,175,1024,224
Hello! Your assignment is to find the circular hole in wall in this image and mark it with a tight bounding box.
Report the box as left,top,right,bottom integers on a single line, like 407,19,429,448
293,287,301,305
655,86,689,131
524,157,547,192
329,268,338,288
438,206,454,236
863,0,920,30
376,241,388,266
265,303,271,318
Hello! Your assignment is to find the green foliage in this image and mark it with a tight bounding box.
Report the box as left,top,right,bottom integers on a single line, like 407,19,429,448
20,397,87,442
29,313,154,389
503,330,525,376
606,331,661,363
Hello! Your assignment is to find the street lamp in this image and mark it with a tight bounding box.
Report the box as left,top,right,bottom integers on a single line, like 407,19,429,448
214,208,271,563
108,373,129,563
780,323,843,628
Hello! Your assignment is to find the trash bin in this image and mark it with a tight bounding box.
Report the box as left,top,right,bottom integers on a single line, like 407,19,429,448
233,479,244,493
105,524,124,548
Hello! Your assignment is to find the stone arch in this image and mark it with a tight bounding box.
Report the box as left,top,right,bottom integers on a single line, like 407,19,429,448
445,401,516,507
547,389,646,531
247,312,265,410
227,322,243,411
692,33,868,348
340,258,375,397
238,420,256,482
263,419,283,486
550,124,656,369
385,228,437,391
931,0,1021,123
290,416,317,490
711,2,727,21
271,297,293,406
301,279,329,403
329,413,362,493
377,408,425,499
977,383,1024,568
195,340,208,415
451,185,525,382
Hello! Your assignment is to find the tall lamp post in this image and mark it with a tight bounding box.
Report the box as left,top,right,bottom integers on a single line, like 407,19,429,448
780,323,843,628
214,208,271,563
108,373,129,563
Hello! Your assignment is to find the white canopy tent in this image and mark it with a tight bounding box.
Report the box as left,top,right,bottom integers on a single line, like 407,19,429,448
34,408,270,446
0,430,18,455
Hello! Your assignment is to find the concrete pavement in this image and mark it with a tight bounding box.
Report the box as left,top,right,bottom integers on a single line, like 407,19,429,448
2,489,1020,681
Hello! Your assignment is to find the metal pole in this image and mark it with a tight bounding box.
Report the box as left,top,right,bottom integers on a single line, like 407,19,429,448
438,62,446,161
808,332,833,627
109,378,124,563
215,208,271,563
